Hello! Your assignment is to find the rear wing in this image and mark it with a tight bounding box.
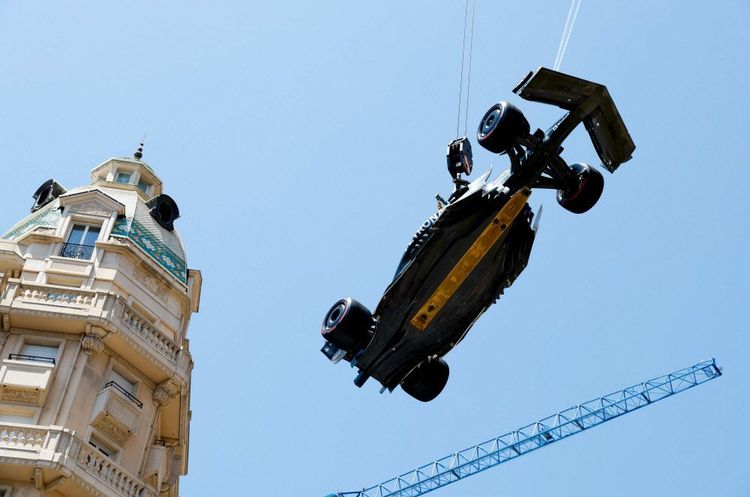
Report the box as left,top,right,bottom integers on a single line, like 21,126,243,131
513,67,635,172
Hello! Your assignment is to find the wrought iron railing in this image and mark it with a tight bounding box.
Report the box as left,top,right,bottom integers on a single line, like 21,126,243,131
8,353,56,365
104,381,144,408
59,242,94,260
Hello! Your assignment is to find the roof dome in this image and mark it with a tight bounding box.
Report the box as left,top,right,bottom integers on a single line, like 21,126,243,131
4,157,188,284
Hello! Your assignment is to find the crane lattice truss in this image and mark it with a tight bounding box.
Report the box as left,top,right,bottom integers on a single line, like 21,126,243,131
331,359,721,497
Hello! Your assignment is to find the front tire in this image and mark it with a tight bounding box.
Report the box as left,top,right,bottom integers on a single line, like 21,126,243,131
477,101,530,155
401,357,449,402
321,298,372,352
556,163,604,214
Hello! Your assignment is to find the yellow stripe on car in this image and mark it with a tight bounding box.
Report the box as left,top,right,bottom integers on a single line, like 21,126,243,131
410,188,531,332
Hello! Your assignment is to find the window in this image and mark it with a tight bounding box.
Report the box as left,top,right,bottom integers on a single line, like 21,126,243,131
137,178,150,194
60,224,100,259
89,433,118,459
105,369,143,408
110,370,135,394
115,171,132,184
10,342,59,364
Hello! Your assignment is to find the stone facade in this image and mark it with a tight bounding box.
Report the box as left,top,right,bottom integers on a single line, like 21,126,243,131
0,157,201,497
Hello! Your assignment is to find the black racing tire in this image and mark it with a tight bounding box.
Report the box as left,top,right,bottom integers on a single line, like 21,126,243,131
321,297,372,352
477,101,530,155
401,357,449,402
556,163,604,214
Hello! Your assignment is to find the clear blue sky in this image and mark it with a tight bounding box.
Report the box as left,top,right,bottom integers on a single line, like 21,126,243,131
1,2,748,496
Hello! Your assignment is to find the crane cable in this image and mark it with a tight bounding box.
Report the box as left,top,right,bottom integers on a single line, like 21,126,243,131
553,0,583,71
455,0,580,138
455,0,477,138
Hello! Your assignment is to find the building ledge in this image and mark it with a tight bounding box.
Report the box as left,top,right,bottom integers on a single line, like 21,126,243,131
0,240,24,271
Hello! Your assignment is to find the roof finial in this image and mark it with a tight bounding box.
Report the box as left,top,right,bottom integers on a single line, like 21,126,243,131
134,133,147,160
134,143,144,160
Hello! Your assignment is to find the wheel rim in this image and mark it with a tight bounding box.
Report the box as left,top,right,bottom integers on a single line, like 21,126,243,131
324,300,349,331
479,107,502,138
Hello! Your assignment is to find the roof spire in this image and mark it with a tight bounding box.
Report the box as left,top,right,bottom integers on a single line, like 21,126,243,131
134,133,147,160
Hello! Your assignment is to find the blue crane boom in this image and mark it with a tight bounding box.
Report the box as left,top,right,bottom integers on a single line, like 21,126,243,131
328,359,721,497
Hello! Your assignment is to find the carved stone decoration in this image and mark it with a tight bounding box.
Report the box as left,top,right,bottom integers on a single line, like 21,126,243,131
0,386,41,405
153,380,178,408
91,412,132,446
152,387,170,408
81,334,104,354
133,263,169,303
68,200,113,217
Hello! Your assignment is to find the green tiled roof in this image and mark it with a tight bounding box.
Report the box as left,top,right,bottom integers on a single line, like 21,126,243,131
3,184,188,285
3,203,62,240
112,216,187,284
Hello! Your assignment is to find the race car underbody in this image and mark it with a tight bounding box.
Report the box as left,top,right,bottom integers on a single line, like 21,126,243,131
321,67,635,401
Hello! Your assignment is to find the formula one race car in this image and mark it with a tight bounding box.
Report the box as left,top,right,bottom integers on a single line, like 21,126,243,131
321,67,635,401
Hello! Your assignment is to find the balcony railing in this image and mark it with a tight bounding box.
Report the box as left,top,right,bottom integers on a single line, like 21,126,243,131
59,242,94,260
0,423,157,497
104,381,144,408
0,424,48,450
8,353,55,365
77,442,157,497
14,282,98,308
120,306,181,362
2,281,184,372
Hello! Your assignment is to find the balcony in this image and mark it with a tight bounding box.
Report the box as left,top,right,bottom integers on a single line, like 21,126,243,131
0,356,55,405
0,422,157,497
103,381,144,408
0,280,186,378
89,382,143,445
59,242,95,260
1,281,103,314
118,305,181,363
77,442,157,497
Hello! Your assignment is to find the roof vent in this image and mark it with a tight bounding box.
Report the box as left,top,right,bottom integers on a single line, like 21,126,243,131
146,194,180,231
31,179,66,213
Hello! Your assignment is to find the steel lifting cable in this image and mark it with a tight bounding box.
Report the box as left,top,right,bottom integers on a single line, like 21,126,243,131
463,0,477,137
453,0,581,139
554,0,583,71
455,0,470,138
455,0,477,138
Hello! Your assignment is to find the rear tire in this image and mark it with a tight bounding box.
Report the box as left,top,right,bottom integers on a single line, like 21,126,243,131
556,163,604,214
401,357,449,402
321,298,372,352
477,101,530,155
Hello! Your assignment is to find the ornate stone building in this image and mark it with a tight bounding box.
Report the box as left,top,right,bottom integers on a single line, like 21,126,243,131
0,154,201,497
